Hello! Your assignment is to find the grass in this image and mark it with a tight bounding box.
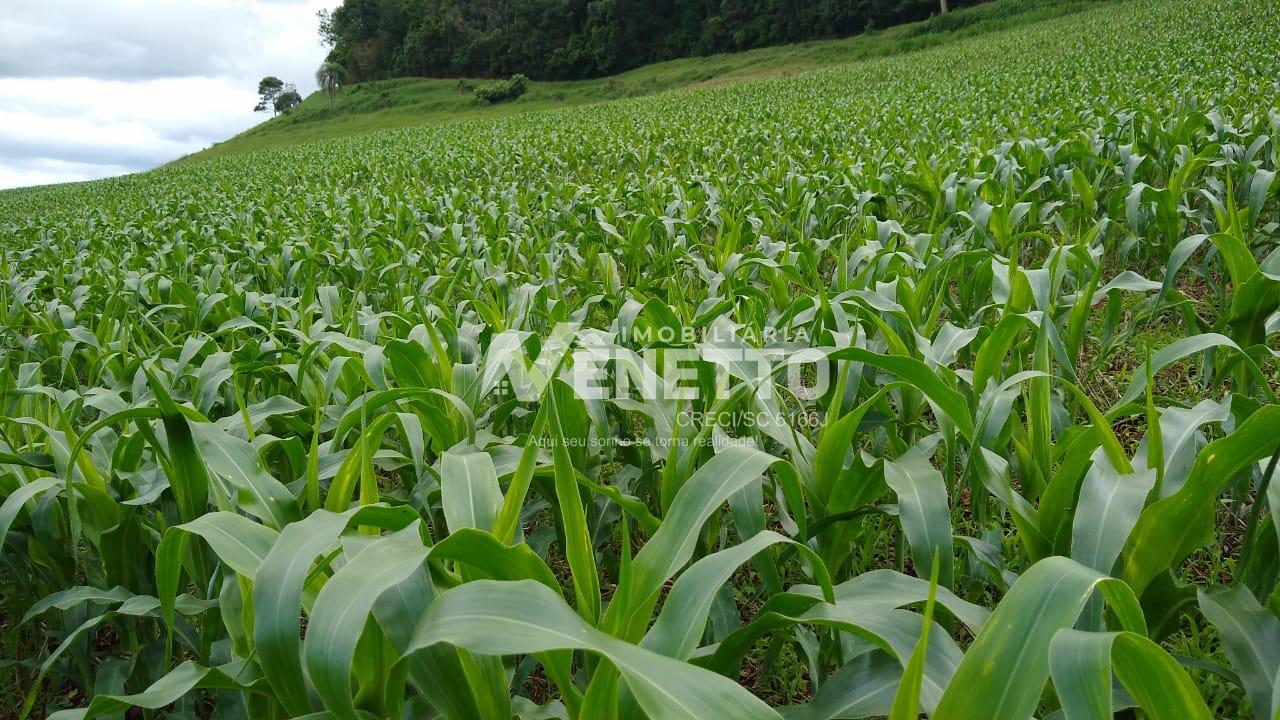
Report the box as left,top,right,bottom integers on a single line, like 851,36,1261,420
180,0,1106,164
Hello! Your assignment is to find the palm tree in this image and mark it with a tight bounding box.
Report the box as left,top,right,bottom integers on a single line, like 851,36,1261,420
315,62,347,102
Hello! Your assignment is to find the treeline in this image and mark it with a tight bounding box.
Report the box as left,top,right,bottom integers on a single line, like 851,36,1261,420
321,0,986,82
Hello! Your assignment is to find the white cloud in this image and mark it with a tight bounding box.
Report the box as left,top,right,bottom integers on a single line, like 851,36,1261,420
0,158,136,191
0,0,335,190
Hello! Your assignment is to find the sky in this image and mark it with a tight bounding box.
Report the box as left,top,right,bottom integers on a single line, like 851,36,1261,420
0,0,334,190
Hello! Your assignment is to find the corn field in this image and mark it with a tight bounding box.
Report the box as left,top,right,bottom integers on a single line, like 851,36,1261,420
2,0,1279,717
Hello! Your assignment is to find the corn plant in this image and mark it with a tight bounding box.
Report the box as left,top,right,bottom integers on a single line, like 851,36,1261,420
2,0,1279,717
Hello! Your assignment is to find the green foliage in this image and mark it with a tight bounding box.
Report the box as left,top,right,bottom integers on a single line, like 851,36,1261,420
253,75,284,113
316,61,348,102
474,74,529,104
322,0,997,81
2,0,1280,718
273,88,302,114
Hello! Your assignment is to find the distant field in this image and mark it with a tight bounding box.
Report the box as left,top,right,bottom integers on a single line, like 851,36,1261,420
2,0,1280,719
179,0,1104,163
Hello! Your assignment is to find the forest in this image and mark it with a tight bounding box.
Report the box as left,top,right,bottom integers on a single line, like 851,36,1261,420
320,0,980,81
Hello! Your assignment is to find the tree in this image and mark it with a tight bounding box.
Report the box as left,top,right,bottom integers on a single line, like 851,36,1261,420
320,0,971,83
274,85,303,114
315,61,348,102
254,76,285,115
316,8,340,47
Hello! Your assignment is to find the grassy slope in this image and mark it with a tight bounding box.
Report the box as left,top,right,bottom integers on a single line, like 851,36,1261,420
182,0,1104,163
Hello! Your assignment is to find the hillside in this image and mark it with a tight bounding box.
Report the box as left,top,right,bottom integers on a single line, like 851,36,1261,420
183,0,1101,163
3,0,1280,718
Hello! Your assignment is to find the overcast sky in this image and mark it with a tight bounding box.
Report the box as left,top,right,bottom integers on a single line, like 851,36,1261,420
0,0,333,190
